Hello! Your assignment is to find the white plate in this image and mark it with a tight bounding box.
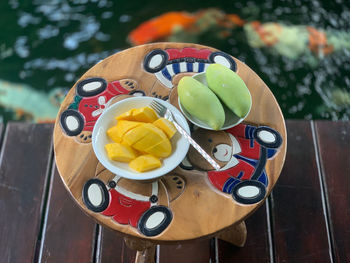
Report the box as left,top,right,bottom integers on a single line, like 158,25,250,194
92,96,190,181
178,72,251,130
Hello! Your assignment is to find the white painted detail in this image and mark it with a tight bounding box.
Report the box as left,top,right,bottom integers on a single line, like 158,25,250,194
193,62,199,72
132,91,145,97
149,54,164,69
88,184,103,206
92,96,107,117
213,56,231,68
213,144,232,162
229,133,242,155
83,81,102,92
220,133,241,171
66,115,79,131
114,185,150,201
258,130,276,143
166,65,175,76
238,185,260,198
181,156,192,167
203,63,209,72
155,71,173,88
179,62,187,72
151,182,158,197
145,212,165,229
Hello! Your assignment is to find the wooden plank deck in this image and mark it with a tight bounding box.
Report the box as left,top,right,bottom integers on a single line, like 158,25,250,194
0,120,349,263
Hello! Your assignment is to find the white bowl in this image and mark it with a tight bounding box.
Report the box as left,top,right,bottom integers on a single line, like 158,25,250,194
178,72,252,130
92,96,190,181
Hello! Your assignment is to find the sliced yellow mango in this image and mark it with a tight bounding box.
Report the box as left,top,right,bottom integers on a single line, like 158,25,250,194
116,107,158,122
116,109,134,120
131,107,158,122
123,123,167,146
129,154,162,172
115,120,142,138
145,139,172,158
106,125,122,143
105,143,138,162
153,118,177,139
123,124,151,146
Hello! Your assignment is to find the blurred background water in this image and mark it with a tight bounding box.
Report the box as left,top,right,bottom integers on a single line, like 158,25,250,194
0,0,349,123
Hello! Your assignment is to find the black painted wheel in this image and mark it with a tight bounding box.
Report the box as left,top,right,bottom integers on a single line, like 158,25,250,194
76,77,107,97
254,126,282,149
138,206,172,237
209,51,237,72
143,49,168,73
60,109,85,136
232,180,266,204
82,179,110,213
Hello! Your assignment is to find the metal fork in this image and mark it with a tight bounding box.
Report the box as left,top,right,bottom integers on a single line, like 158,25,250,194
150,100,220,170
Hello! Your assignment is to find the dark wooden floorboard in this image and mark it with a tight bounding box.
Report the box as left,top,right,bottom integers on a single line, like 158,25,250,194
315,121,350,262
158,239,213,263
217,203,270,263
99,227,136,263
0,123,53,263
271,120,332,262
39,166,96,263
2,120,348,262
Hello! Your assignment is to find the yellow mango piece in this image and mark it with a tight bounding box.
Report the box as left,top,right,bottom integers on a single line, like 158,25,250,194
153,118,177,139
105,143,138,162
145,138,172,158
106,125,122,143
115,120,142,138
123,124,151,146
131,107,158,122
129,154,161,172
128,124,168,155
123,123,167,147
116,109,134,120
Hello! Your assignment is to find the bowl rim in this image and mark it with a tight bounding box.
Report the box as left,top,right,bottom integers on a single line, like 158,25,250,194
92,96,190,180
178,72,252,130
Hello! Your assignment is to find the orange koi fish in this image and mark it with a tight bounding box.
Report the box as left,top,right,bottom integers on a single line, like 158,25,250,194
128,12,197,46
127,9,245,46
128,9,349,59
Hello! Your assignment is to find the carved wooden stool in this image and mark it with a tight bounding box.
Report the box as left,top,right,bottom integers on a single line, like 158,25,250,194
53,43,287,263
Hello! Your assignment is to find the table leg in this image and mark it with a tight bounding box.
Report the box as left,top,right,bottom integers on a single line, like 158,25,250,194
216,221,247,247
124,237,156,263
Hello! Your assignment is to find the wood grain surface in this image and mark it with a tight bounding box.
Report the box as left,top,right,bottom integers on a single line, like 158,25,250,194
271,120,331,262
1,121,349,262
217,203,271,262
314,121,350,262
0,123,53,262
40,166,96,263
99,227,137,263
53,42,287,242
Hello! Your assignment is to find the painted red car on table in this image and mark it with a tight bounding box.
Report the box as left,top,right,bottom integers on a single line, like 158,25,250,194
181,124,282,205
83,175,172,237
60,77,144,141
143,47,237,88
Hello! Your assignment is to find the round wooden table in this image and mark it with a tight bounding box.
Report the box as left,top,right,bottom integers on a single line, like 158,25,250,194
53,42,287,262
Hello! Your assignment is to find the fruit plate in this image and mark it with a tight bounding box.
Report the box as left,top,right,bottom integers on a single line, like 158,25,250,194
92,96,190,181
178,72,252,130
